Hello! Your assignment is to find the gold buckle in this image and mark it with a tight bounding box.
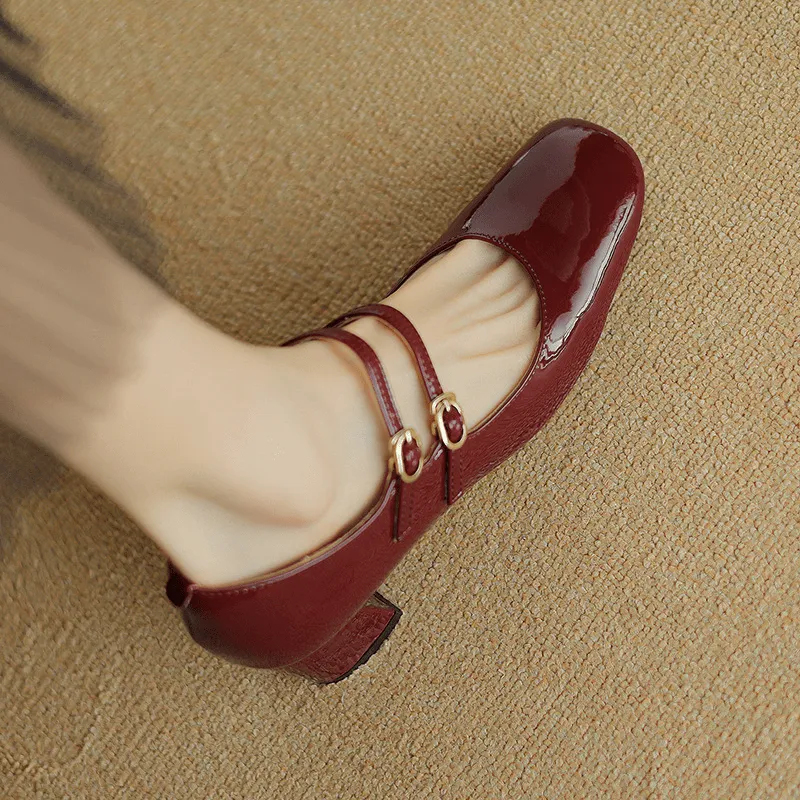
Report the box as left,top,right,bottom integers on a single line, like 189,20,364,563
388,428,423,483
430,391,467,450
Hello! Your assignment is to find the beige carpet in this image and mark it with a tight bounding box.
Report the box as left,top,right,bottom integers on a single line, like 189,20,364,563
1,1,798,797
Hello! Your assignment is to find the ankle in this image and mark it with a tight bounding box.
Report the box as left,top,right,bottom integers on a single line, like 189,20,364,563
62,303,249,509
141,340,368,585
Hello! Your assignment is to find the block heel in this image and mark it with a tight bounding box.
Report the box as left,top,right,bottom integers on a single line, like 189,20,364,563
286,592,402,684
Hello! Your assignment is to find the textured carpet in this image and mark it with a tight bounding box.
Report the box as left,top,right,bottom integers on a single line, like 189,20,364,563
1,1,798,798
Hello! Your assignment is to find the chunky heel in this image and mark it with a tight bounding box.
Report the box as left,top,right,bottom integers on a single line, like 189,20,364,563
287,593,402,684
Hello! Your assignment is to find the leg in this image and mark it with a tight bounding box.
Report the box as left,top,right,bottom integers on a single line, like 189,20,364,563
0,135,540,586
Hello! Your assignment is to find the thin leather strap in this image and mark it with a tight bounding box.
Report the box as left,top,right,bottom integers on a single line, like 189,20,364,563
330,303,465,507
284,326,421,542
330,303,443,401
284,327,403,435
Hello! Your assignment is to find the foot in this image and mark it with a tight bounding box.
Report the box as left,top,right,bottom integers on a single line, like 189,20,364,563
138,240,540,585
0,138,540,586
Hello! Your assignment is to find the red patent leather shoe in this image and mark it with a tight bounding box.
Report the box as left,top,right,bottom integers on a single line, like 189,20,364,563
166,118,645,683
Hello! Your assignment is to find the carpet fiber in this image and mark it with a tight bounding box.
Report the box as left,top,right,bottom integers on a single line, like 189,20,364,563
1,1,798,797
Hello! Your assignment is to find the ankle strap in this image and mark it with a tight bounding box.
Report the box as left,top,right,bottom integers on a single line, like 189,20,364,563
328,303,466,505
329,304,443,402
285,326,402,434
283,326,424,487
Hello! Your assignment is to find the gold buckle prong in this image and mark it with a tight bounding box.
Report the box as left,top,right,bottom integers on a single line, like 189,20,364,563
430,391,467,451
388,427,423,483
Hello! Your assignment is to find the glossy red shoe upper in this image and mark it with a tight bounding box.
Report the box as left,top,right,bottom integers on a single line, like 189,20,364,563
405,118,645,500
166,118,645,671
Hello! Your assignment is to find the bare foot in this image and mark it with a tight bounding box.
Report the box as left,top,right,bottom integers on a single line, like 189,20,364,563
143,240,540,585
0,136,540,586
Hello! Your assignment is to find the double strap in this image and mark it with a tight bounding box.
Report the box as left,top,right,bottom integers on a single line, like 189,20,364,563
330,304,467,503
284,304,467,540
331,304,467,454
331,304,445,401
284,326,424,487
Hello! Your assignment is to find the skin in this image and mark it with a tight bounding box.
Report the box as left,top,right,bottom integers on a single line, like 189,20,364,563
0,136,539,586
